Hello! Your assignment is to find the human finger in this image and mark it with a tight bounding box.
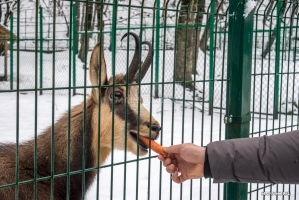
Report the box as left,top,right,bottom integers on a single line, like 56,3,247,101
162,157,173,167
163,145,183,154
171,170,185,184
157,154,165,161
166,164,177,174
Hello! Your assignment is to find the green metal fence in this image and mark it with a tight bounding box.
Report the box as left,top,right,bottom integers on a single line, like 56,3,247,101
0,0,298,199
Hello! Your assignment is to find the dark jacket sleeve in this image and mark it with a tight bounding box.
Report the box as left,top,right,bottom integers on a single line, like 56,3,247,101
204,130,299,183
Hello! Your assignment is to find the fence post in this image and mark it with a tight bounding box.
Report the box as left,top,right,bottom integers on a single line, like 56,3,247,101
72,2,77,96
154,0,160,98
209,0,215,115
224,0,254,200
39,7,43,95
273,0,282,119
9,14,13,90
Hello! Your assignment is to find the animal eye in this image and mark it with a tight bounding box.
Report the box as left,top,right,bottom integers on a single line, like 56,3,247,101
110,90,123,101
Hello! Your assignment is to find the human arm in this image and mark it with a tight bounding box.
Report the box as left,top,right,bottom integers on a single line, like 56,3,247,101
207,130,299,183
159,130,299,184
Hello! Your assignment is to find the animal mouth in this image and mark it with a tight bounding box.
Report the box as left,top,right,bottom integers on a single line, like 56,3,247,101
129,131,149,151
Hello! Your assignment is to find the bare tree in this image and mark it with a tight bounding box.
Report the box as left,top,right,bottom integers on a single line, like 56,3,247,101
261,1,287,58
96,3,105,42
175,0,201,90
290,0,298,37
78,2,94,63
262,1,275,25
55,0,70,36
0,0,17,26
199,0,226,53
191,0,205,73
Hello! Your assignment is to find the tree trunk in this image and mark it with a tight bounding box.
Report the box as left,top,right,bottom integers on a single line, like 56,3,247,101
261,2,286,58
199,0,225,53
199,16,209,52
96,3,104,43
4,2,11,27
261,25,277,58
191,0,205,73
175,0,200,90
262,1,274,25
290,0,298,37
78,3,94,63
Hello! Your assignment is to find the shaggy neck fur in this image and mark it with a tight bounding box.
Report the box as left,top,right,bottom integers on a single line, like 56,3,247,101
0,96,111,200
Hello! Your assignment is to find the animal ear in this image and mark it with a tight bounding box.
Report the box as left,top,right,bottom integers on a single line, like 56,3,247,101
89,43,108,101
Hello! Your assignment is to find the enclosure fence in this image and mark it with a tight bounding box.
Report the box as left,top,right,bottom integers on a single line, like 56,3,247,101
0,0,298,199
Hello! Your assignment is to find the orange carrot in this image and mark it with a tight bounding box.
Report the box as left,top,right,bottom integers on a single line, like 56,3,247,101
139,135,168,157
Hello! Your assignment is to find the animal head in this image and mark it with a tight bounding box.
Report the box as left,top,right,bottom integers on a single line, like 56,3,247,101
89,32,160,156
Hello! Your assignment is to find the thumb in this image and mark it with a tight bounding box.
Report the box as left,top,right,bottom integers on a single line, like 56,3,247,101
163,144,183,154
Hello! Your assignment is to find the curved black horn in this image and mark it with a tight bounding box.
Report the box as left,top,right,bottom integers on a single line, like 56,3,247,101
134,41,153,83
121,32,140,83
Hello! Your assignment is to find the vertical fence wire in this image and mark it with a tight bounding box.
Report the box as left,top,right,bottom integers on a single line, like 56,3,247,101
10,14,14,89
66,1,73,199
39,7,43,96
33,0,39,198
111,1,117,199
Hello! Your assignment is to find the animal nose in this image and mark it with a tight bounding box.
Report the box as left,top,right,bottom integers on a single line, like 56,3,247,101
151,124,161,133
146,123,161,136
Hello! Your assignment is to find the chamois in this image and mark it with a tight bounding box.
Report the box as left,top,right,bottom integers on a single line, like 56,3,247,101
0,32,161,200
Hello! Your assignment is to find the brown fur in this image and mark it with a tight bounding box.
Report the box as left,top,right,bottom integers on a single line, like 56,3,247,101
0,40,160,199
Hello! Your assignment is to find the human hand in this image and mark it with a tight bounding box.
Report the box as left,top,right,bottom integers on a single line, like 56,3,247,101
157,143,205,184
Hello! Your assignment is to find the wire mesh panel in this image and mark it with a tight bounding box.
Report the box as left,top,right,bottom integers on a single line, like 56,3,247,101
0,0,298,200
249,0,299,199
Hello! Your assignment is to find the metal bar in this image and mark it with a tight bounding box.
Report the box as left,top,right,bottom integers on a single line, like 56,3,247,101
159,1,169,199
224,0,254,199
33,1,39,198
67,2,74,199
14,0,21,198
81,1,89,198
72,3,77,96
169,2,181,199
111,0,118,199
273,0,282,119
39,7,43,95
10,14,13,89
96,3,104,200
180,2,189,198
50,0,57,199
122,2,132,199
154,0,160,98
136,1,144,198
209,0,215,115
